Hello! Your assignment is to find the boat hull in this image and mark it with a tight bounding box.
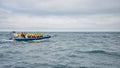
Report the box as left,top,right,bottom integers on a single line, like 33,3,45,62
14,35,51,41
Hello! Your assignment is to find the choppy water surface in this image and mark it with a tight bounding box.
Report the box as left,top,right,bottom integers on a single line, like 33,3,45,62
0,32,120,68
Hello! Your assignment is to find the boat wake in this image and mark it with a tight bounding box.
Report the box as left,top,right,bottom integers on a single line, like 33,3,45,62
0,39,14,43
0,39,50,44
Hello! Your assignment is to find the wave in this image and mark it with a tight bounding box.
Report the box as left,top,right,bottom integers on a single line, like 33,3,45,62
85,50,107,53
77,50,120,57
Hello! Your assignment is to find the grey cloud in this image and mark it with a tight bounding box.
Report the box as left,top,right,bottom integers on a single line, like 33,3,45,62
0,0,120,15
0,0,120,31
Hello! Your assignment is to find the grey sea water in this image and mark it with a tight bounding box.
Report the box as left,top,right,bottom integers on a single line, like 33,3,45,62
0,32,120,68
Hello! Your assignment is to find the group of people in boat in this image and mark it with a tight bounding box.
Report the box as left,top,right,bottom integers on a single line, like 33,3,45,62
11,31,44,39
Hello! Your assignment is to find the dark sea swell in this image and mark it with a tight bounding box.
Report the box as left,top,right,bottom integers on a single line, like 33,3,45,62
75,50,120,57
0,32,120,68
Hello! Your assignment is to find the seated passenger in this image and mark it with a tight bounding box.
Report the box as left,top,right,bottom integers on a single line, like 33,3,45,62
10,31,18,39
20,32,26,38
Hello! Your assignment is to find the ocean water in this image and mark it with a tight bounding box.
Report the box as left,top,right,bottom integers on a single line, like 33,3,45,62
0,32,120,68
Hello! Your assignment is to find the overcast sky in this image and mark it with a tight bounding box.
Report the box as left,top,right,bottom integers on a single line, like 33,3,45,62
0,0,120,31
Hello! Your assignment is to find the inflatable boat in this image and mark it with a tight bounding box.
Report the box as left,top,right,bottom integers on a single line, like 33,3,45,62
9,35,51,41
